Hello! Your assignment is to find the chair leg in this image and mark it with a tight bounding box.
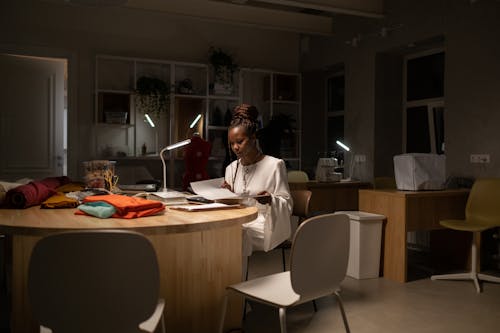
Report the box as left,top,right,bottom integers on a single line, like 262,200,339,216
278,307,287,333
431,232,487,293
334,291,350,333
160,313,166,333
218,292,228,333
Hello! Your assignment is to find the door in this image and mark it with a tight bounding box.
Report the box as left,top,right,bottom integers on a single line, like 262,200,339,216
0,53,66,180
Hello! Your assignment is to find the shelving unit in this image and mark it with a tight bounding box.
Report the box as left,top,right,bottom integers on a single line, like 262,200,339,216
94,55,218,159
94,56,301,172
241,69,301,169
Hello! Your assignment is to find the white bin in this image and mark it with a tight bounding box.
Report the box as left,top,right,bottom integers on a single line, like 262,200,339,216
336,211,385,279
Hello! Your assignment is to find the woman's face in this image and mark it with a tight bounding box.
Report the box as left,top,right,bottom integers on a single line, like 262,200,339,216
228,126,255,161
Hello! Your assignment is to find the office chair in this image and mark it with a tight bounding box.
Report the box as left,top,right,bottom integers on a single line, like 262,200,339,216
28,230,166,333
219,213,351,333
278,190,312,271
431,178,500,293
287,170,309,183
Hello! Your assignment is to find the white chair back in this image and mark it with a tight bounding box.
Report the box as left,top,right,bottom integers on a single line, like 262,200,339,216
287,170,309,183
28,230,160,333
290,213,350,300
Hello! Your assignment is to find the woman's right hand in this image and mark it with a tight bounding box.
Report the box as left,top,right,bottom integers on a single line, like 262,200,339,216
221,181,232,192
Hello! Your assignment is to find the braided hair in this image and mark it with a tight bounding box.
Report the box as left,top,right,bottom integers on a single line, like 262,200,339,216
229,104,259,136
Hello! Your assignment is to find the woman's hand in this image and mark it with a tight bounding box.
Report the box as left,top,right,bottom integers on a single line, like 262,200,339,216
221,181,232,192
255,191,272,205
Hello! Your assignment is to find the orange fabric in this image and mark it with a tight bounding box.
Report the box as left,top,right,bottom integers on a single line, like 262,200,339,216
76,194,165,219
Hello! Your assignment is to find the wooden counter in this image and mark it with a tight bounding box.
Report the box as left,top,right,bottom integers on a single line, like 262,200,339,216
0,206,258,333
359,189,469,283
289,181,372,213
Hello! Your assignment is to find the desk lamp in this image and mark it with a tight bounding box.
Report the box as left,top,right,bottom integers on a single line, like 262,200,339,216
336,140,354,181
160,139,191,192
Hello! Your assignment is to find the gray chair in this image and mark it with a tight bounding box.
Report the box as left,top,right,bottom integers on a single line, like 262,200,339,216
28,230,166,333
219,213,351,333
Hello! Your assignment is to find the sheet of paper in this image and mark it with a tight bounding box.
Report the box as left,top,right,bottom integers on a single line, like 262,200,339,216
169,202,239,212
150,190,189,199
190,178,239,200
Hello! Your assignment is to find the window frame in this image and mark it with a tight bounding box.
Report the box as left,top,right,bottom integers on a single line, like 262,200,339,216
325,70,345,155
403,48,445,154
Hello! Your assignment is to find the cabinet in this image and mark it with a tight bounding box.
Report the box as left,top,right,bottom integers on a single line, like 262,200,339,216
241,69,301,169
94,55,236,159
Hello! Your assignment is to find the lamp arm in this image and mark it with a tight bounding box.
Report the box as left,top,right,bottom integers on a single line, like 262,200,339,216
160,146,169,192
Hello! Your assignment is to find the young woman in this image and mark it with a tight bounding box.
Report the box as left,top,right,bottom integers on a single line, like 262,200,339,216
222,104,293,256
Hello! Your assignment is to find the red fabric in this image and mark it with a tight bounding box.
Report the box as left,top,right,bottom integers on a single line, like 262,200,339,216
183,136,211,190
76,194,165,219
5,176,71,208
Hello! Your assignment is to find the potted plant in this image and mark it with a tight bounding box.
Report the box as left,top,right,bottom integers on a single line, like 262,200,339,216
134,76,170,117
208,47,238,95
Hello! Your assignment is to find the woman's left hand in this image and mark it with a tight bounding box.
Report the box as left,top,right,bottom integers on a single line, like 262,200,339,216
255,191,272,205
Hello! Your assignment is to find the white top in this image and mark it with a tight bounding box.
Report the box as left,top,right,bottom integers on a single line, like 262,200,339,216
225,155,293,255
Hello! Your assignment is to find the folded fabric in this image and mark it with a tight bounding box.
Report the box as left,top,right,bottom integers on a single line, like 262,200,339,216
41,192,79,209
5,176,72,209
77,201,117,219
76,194,165,219
55,182,86,193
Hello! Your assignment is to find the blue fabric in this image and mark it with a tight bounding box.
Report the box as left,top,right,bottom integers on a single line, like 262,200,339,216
77,201,116,219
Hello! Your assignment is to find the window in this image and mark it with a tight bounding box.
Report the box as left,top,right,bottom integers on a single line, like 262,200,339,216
326,71,345,160
404,50,445,154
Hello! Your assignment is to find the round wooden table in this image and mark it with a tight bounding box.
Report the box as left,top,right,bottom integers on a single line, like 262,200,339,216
0,205,258,333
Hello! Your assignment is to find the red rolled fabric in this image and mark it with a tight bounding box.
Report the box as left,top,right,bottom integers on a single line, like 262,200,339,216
6,176,71,209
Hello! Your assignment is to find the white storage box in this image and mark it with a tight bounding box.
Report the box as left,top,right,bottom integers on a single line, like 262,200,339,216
394,153,446,191
336,211,385,279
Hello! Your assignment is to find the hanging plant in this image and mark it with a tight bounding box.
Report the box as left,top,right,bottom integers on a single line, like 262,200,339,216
134,76,170,117
208,47,238,85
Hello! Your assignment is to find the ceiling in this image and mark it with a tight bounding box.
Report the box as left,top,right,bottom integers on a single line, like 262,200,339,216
61,0,384,35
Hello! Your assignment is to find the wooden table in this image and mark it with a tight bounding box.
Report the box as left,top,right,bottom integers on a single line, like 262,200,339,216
289,181,372,213
359,189,469,283
0,205,258,333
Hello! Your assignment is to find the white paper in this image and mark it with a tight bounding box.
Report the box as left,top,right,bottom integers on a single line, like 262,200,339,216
169,202,238,211
150,190,189,199
190,178,239,200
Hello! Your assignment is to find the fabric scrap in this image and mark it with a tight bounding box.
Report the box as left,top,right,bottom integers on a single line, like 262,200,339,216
77,201,116,219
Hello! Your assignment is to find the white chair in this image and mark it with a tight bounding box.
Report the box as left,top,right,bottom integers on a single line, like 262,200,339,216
28,230,166,333
219,213,351,333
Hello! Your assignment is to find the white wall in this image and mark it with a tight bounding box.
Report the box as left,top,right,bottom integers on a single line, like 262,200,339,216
0,0,300,179
301,0,500,181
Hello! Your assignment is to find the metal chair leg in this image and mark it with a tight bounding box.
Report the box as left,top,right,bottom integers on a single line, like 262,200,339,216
278,307,287,333
334,291,350,333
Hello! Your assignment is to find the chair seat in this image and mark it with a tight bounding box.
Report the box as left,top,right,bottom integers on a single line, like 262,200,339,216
229,272,300,307
440,219,497,232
